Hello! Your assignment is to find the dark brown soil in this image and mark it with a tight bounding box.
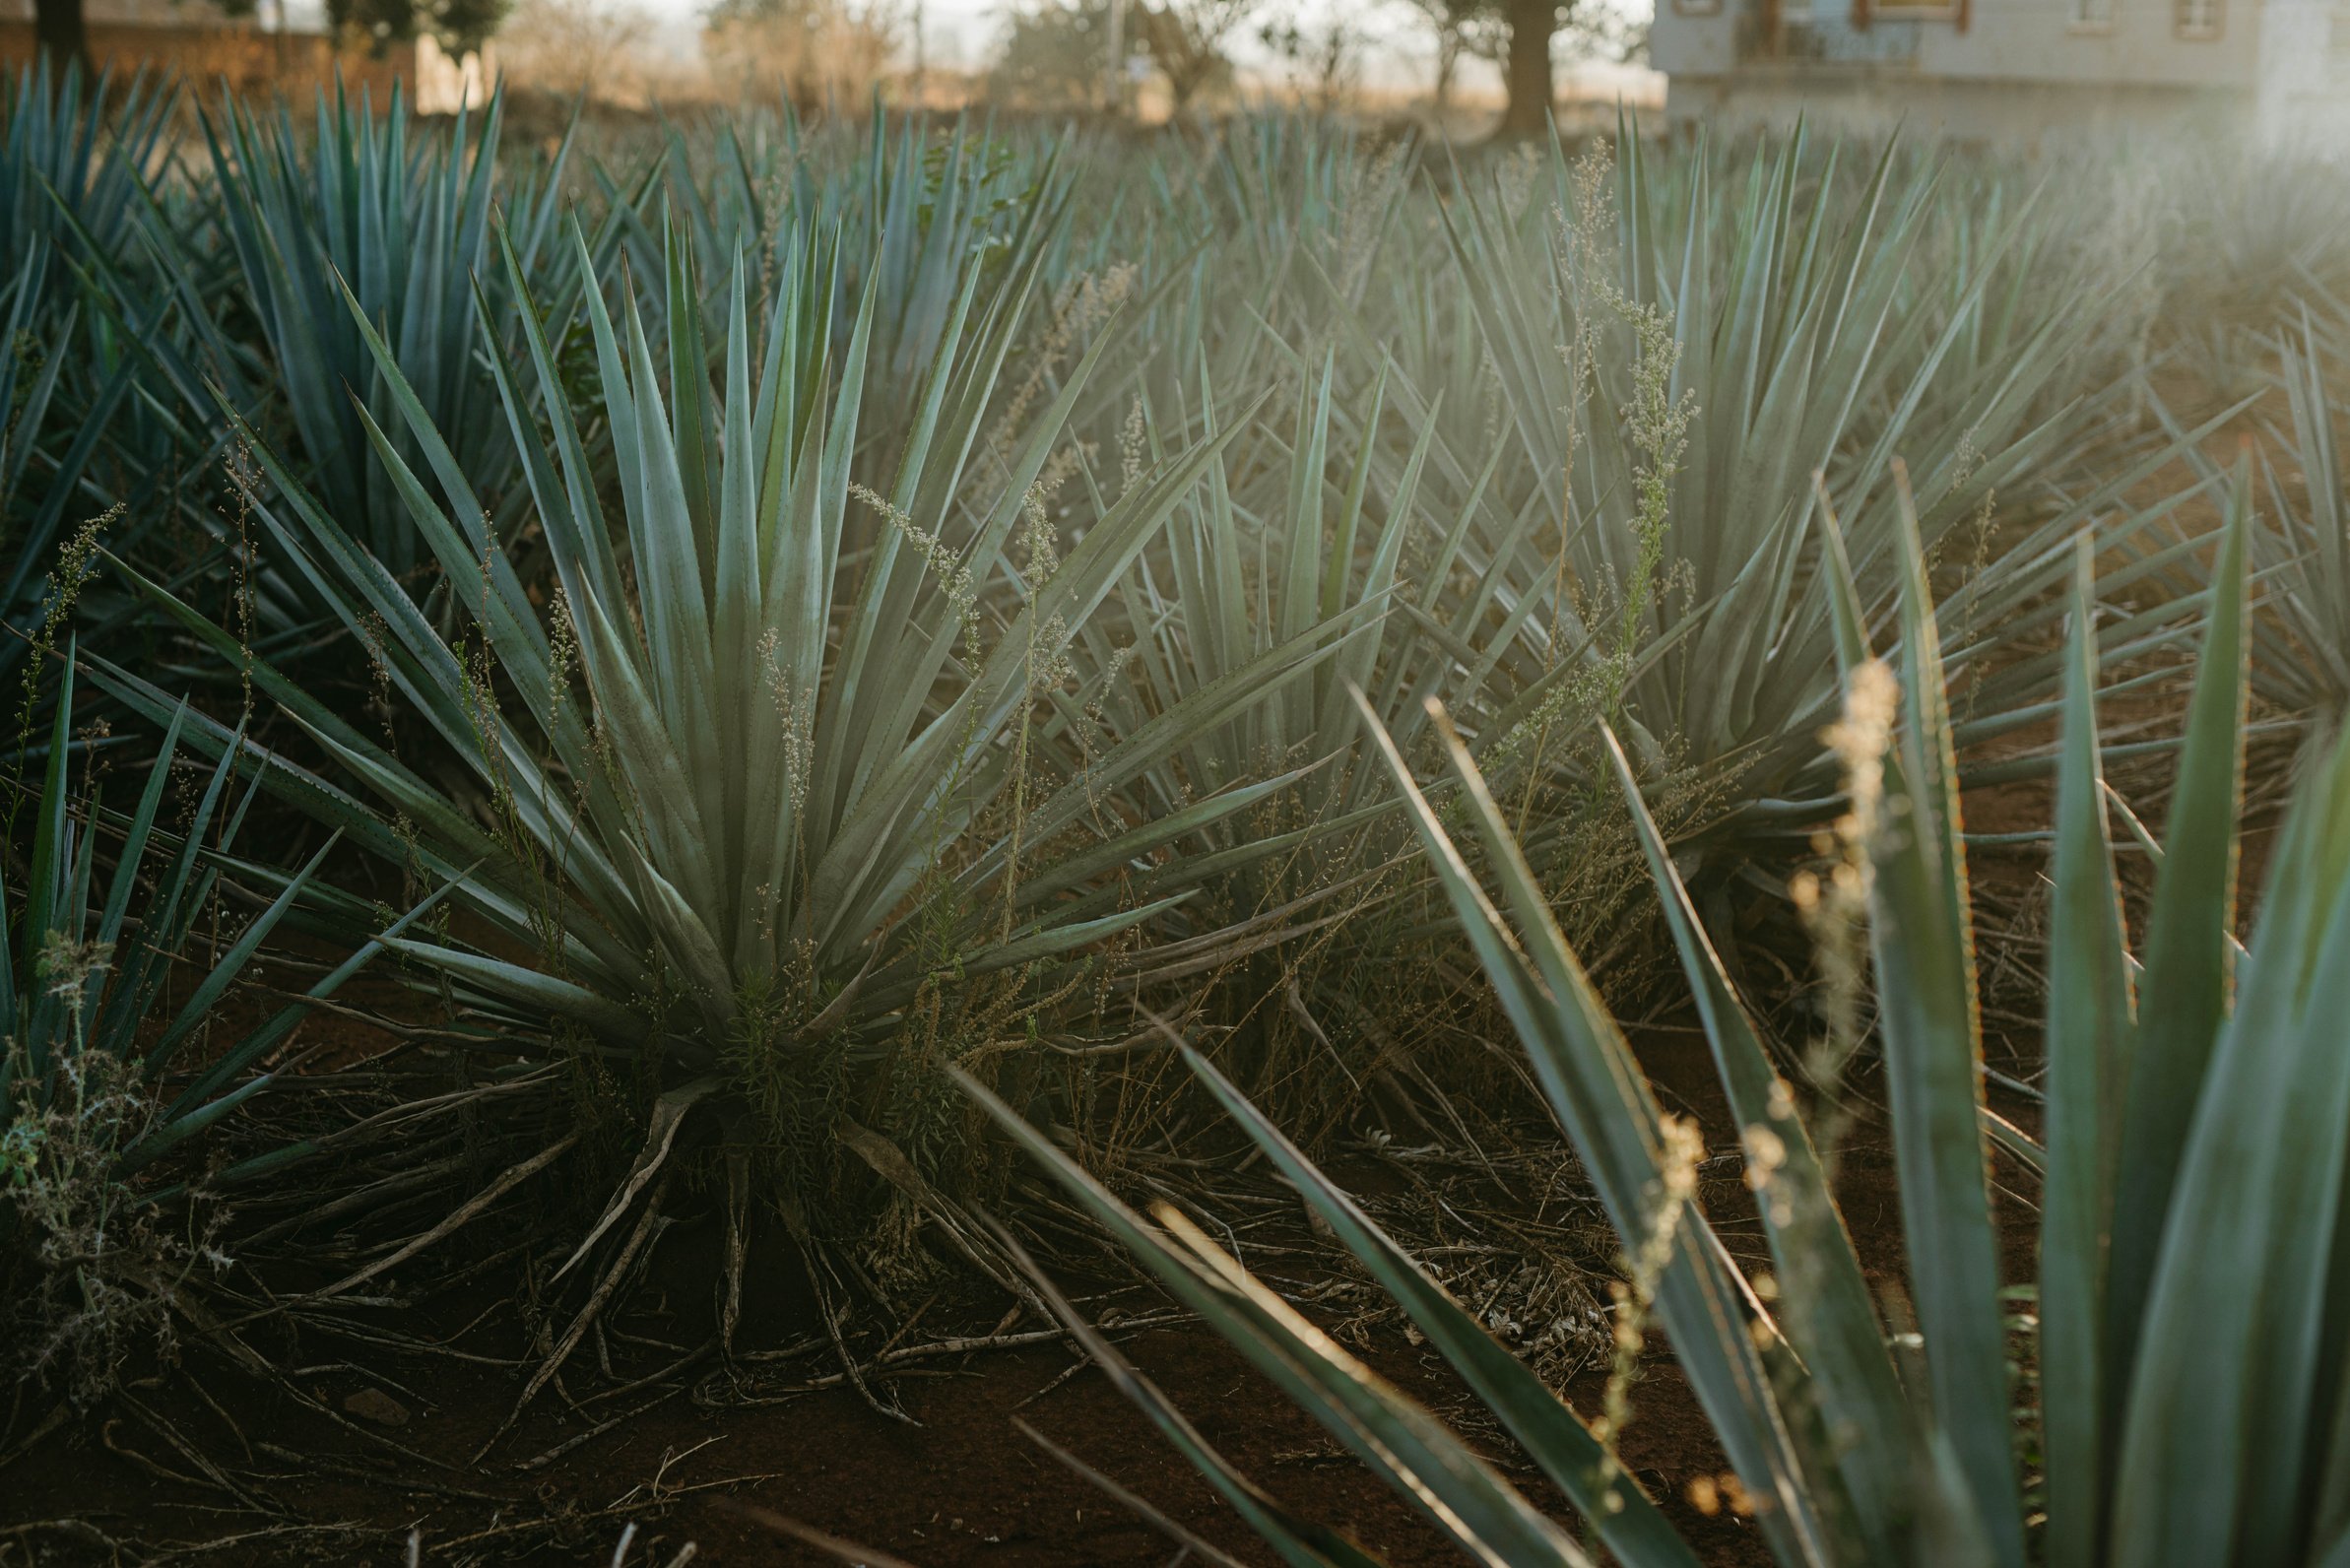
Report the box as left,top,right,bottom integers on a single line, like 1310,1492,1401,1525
1,1283,1769,1566
0,988,1783,1567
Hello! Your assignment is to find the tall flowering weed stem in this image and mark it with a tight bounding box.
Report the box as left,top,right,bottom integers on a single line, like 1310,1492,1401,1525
1792,657,1899,1175
1590,1113,1704,1513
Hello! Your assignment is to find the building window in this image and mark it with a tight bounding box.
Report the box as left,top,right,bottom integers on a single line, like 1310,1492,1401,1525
2176,0,2221,38
2070,0,2116,33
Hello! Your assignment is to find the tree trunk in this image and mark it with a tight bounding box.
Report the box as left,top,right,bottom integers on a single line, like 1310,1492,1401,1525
35,0,93,78
1497,0,1554,138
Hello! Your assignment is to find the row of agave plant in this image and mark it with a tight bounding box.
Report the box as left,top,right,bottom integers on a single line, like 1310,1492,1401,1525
1,61,2347,1560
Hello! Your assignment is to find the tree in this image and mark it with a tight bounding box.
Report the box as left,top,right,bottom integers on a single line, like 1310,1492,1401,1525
1395,0,1503,114
1494,0,1558,136
1132,0,1253,114
989,0,1144,111
703,0,900,109
1411,0,1637,139
1257,9,1364,113
498,0,651,97
331,0,512,54
34,0,92,79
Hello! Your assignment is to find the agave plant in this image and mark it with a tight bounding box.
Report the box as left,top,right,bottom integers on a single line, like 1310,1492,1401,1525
0,650,413,1395
980,463,2350,1565
2119,295,2350,727
0,62,176,301
1093,341,1706,1133
625,108,1085,398
180,84,592,589
2147,133,2350,353
1351,125,2205,870
0,261,149,685
0,68,198,692
88,185,1375,1317
2246,305,2350,719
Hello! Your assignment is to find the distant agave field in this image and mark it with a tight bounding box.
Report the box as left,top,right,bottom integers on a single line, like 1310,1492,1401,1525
5,60,2350,1565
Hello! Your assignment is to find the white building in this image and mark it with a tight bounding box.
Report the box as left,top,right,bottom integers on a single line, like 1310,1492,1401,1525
1649,0,2350,150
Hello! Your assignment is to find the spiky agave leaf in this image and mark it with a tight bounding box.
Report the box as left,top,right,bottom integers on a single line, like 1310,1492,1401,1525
983,454,2350,1564
960,1067,1603,1568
